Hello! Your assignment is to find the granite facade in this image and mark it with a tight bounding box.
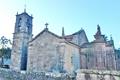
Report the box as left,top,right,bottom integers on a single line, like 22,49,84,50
27,30,80,73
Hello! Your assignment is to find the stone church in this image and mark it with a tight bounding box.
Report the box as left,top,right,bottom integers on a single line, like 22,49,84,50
10,10,119,75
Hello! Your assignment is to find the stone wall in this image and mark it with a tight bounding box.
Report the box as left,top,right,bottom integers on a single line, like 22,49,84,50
27,31,62,72
76,69,120,80
0,68,120,80
80,42,116,70
27,30,80,73
0,68,71,80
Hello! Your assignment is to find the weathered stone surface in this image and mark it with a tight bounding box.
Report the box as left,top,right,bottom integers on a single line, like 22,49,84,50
0,68,120,80
27,30,80,73
76,69,120,80
11,12,33,71
80,26,116,70
0,68,71,80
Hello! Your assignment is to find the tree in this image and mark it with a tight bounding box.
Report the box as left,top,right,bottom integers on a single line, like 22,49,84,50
0,36,12,68
0,36,12,57
0,48,11,58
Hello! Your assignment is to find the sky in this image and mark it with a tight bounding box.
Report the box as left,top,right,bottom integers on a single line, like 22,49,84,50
0,0,120,48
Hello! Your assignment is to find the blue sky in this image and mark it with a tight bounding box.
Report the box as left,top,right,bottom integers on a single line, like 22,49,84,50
0,0,120,48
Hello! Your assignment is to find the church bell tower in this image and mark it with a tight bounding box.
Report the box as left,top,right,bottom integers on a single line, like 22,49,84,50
11,10,33,70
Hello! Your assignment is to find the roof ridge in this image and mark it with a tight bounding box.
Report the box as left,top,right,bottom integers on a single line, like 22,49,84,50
29,29,62,43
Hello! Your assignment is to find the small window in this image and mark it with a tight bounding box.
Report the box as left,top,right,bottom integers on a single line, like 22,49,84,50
19,18,22,23
27,19,29,24
18,18,22,26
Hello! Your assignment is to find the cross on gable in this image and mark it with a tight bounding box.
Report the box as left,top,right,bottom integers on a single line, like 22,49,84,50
45,23,49,29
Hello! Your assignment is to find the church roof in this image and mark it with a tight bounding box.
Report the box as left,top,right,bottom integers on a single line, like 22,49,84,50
29,28,62,42
64,29,86,41
72,29,84,35
29,28,81,48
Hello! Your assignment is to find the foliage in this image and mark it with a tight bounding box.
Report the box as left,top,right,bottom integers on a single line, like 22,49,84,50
0,36,12,48
0,36,12,58
0,48,11,58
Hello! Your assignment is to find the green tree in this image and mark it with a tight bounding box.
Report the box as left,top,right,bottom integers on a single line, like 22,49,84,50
0,48,11,58
0,36,12,67
0,36,12,57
